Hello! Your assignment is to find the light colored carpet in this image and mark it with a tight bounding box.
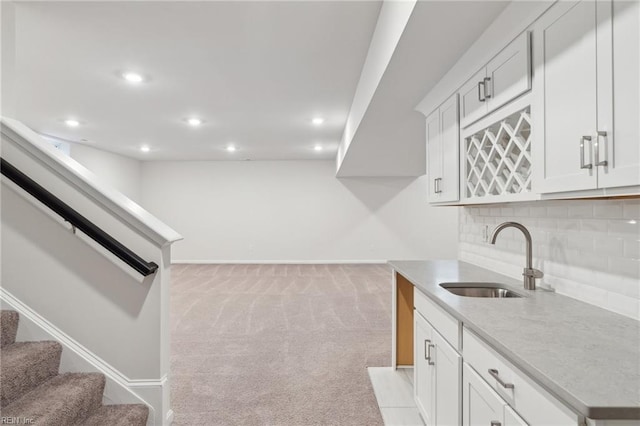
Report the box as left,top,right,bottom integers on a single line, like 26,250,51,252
170,264,392,426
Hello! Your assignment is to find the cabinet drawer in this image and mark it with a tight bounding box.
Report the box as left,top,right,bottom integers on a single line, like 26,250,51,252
463,328,578,425
414,289,460,351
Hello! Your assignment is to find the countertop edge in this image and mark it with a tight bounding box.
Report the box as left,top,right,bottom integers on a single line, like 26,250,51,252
389,260,640,421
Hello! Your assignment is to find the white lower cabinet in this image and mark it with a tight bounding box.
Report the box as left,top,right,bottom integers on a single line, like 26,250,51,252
463,363,511,426
504,406,528,426
414,310,461,425
412,290,581,426
463,328,579,426
415,311,435,425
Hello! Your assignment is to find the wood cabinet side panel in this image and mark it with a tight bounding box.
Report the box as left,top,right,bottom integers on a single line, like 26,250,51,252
396,273,414,366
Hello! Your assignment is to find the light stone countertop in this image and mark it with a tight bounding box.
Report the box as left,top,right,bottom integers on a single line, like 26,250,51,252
388,260,640,420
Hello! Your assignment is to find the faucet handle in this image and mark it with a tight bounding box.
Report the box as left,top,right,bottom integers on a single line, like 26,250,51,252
524,268,544,279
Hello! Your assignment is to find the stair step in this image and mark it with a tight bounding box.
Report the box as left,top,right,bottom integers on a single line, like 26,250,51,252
2,373,105,426
79,404,149,426
1,310,20,347
1,341,62,407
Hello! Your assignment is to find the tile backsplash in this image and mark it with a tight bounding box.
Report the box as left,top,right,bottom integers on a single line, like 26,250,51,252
459,199,640,320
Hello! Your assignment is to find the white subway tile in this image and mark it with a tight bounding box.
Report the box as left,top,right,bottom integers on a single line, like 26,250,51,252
623,239,640,259
567,203,593,218
546,205,568,218
567,234,594,252
580,219,608,233
558,220,580,232
537,218,558,230
573,282,608,306
594,202,624,219
594,271,640,299
608,219,639,236
605,292,640,320
609,257,640,279
513,207,529,217
622,201,640,220
594,238,624,256
501,207,514,217
460,199,639,318
529,206,547,217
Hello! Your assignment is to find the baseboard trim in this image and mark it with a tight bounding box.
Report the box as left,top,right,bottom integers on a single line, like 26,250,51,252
172,259,388,265
0,288,168,426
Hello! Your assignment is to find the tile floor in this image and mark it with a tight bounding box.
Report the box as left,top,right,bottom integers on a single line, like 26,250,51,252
368,367,424,426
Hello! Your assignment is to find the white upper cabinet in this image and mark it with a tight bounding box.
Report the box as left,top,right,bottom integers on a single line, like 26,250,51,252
486,32,532,115
460,32,532,128
533,0,640,194
426,94,460,204
460,69,488,128
599,0,640,188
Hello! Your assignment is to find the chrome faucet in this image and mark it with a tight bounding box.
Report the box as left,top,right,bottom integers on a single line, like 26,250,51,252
490,221,543,290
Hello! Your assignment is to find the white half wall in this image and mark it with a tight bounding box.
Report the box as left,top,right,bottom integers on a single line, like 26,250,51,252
141,160,458,263
70,144,142,202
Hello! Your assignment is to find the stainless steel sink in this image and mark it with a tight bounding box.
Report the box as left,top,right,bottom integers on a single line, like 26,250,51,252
439,282,524,298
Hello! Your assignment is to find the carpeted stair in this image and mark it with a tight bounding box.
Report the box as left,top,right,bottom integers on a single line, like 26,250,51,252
0,310,149,425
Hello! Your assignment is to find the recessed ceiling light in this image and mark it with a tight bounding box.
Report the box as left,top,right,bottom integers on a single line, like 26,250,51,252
122,72,144,83
140,145,150,153
187,118,202,126
226,145,237,152
65,119,80,127
312,117,325,125
314,145,323,151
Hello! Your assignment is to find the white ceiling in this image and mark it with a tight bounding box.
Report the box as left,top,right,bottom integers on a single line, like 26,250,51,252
7,1,382,160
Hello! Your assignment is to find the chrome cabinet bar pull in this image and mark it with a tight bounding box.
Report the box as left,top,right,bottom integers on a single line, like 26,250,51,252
490,421,502,426
478,81,486,102
488,368,514,389
434,178,443,194
580,136,593,169
425,340,435,365
484,77,492,99
595,130,608,167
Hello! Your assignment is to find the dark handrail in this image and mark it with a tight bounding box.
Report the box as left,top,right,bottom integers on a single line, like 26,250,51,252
1,158,158,276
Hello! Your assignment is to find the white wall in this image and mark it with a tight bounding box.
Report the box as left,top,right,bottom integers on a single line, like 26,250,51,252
2,127,174,424
70,144,142,202
459,199,640,320
141,160,458,263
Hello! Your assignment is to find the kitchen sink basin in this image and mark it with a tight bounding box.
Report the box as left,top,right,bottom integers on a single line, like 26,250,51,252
439,282,524,298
